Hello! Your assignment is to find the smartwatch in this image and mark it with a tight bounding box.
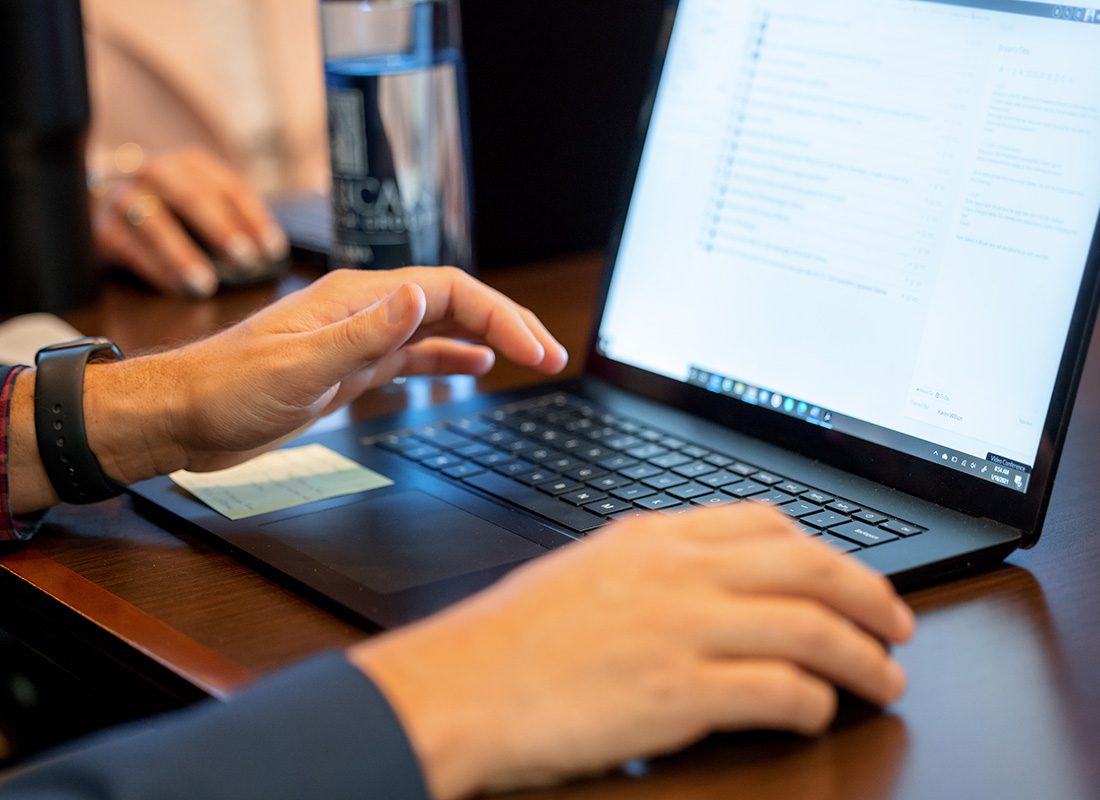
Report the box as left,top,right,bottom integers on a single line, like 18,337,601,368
34,338,126,504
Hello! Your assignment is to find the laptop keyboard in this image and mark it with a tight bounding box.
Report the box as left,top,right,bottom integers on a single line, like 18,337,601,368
369,393,927,554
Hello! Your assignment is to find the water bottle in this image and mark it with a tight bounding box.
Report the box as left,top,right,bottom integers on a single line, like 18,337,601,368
321,0,473,272
0,0,96,314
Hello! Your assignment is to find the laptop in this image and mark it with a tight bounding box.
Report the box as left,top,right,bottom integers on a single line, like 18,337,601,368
133,0,1100,630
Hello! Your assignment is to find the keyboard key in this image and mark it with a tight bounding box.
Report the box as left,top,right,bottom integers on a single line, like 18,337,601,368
673,461,718,479
540,480,584,496
832,522,899,547
589,474,632,491
705,454,735,468
803,511,850,530
445,417,494,437
475,451,514,467
660,437,686,449
422,454,465,470
627,443,668,460
610,509,651,523
778,481,807,496
564,464,607,482
753,471,783,486
598,455,639,471
526,447,564,463
562,489,608,506
405,445,444,461
374,434,425,454
725,481,768,498
454,442,494,459
611,483,658,502
579,446,613,461
852,510,888,525
463,473,606,533
802,490,835,505
827,500,861,515
584,498,636,516
620,463,664,480
516,469,560,486
649,452,692,469
881,520,925,537
639,430,663,442
494,460,536,477
415,427,470,449
545,456,581,472
691,493,739,507
752,490,795,506
681,445,710,459
780,500,824,519
482,430,522,449
635,494,683,511
730,462,756,476
443,463,485,479
605,435,642,451
699,470,742,489
642,472,690,491
669,483,714,501
819,535,860,554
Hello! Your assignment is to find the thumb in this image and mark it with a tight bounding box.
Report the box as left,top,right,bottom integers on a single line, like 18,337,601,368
307,283,427,377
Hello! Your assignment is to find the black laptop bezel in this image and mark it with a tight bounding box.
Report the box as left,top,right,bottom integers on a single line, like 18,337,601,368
582,0,1100,546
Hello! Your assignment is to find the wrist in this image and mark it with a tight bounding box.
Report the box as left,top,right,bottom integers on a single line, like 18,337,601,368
347,625,497,800
83,357,189,486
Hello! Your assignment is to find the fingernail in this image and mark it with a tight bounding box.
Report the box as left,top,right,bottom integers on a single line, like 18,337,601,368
185,267,218,299
227,233,263,272
261,226,289,261
885,660,907,701
384,285,413,324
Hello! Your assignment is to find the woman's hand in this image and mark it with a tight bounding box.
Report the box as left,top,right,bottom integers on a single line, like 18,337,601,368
91,147,289,298
352,504,915,800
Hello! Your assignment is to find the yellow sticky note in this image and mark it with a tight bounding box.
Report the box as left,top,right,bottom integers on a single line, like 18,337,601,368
170,444,393,521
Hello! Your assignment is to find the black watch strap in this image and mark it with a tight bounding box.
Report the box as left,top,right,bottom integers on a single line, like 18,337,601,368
34,338,126,504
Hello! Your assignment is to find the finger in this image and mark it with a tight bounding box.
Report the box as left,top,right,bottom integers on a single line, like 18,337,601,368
712,535,915,645
699,596,905,706
304,283,428,379
383,339,497,380
198,152,288,261
140,153,265,275
95,211,197,297
669,503,802,544
309,268,568,374
114,190,219,298
697,660,838,736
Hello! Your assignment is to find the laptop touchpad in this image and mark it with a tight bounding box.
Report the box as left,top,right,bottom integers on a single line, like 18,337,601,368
261,490,545,594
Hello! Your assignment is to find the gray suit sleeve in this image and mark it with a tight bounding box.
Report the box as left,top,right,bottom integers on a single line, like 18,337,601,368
0,652,431,800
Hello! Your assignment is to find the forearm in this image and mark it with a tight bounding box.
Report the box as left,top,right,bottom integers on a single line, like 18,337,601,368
8,361,187,515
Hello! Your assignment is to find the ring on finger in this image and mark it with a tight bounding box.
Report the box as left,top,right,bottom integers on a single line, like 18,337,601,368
124,194,162,227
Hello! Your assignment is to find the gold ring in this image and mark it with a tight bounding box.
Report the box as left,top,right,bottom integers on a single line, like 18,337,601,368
124,194,161,227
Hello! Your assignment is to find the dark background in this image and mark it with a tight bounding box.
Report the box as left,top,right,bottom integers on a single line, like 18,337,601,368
461,0,669,266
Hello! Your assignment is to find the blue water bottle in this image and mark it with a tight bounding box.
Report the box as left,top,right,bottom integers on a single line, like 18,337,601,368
321,0,473,272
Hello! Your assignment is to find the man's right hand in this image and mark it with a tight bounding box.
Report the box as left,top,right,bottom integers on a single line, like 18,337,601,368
350,503,915,800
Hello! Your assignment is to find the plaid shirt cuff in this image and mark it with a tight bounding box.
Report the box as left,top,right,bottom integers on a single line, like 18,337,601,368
0,365,44,543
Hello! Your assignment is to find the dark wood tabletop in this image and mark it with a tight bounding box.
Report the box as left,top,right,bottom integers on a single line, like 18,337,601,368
3,255,1099,800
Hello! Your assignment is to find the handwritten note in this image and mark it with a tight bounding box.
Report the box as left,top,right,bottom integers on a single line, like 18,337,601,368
170,444,393,521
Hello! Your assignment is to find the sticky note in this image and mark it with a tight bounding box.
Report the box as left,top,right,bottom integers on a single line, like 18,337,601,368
170,444,393,521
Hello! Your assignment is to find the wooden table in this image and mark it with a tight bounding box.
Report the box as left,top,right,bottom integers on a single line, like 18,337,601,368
3,255,1099,799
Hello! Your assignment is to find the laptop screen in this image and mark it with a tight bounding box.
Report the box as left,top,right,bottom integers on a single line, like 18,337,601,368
596,0,1100,495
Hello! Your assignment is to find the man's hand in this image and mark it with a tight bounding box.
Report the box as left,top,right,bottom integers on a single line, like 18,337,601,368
92,148,288,298
351,504,915,800
10,267,567,512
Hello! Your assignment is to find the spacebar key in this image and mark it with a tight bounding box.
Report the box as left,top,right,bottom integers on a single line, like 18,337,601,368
464,473,607,533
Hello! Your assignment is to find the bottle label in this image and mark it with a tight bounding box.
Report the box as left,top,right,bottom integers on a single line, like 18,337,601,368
327,86,413,269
